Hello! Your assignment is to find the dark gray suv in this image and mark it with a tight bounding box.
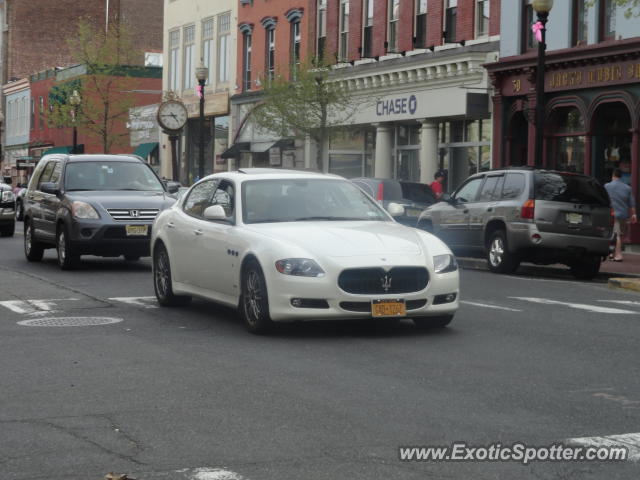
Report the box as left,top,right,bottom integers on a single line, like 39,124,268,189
23,154,178,269
417,168,613,279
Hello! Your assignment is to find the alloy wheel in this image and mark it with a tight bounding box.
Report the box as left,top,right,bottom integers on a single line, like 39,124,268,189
25,225,32,255
244,270,263,325
155,250,170,298
489,237,504,267
57,231,66,263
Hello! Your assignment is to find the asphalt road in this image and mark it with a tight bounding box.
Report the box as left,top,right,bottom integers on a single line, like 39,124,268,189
1,222,640,480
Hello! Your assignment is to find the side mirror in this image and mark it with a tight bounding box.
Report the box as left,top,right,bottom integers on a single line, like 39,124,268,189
387,202,405,217
203,205,227,220
441,193,452,203
40,182,60,195
165,181,181,194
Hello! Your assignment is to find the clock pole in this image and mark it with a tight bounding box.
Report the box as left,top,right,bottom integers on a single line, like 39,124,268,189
169,133,180,182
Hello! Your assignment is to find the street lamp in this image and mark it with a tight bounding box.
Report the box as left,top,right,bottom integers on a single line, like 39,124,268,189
195,62,209,180
532,0,553,167
69,89,82,154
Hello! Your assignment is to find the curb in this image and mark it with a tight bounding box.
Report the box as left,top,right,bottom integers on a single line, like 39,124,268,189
456,257,640,283
608,278,640,293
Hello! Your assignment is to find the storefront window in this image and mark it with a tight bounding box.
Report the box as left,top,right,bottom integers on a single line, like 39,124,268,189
548,107,586,174
330,129,364,150
330,154,363,178
553,136,586,173
396,124,421,146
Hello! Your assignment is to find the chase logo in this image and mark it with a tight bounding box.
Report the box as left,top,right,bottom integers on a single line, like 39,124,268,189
376,95,418,116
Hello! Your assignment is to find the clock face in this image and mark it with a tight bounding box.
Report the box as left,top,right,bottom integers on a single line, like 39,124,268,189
157,101,188,131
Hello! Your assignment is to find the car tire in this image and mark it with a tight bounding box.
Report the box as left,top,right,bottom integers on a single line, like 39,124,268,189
486,230,520,274
15,200,23,221
413,315,453,329
24,220,44,262
569,255,601,280
124,254,140,261
56,224,80,270
240,259,273,335
153,243,191,307
0,221,15,237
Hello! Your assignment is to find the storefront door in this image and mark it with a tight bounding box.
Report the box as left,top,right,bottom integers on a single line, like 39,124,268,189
396,149,419,182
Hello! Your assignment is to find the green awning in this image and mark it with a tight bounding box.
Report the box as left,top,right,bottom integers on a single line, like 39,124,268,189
42,146,72,156
133,142,159,159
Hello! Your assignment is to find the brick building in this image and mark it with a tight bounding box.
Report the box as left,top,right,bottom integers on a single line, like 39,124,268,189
3,0,163,83
230,0,500,190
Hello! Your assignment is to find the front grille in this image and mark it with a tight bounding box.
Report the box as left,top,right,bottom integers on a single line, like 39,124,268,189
107,208,159,221
338,267,429,295
340,299,427,312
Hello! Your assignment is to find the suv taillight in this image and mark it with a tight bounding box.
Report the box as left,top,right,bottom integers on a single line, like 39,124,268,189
521,199,535,220
376,182,384,201
610,208,615,227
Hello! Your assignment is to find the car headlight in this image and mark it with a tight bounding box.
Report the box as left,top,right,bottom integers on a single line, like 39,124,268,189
433,254,458,274
1,191,14,202
275,258,325,277
72,201,100,219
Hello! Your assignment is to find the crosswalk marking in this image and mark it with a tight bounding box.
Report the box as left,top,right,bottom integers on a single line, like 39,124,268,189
108,296,158,308
0,298,79,315
510,297,637,314
567,432,640,462
461,301,522,312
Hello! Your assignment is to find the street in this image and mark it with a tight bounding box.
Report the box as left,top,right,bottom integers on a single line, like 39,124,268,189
1,223,640,480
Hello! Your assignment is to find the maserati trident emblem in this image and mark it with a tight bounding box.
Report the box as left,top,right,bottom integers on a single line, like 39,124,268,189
381,274,392,293
130,209,140,218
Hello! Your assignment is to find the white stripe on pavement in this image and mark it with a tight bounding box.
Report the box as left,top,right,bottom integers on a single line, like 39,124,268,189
597,300,640,307
510,297,637,314
108,296,158,308
461,300,522,312
0,298,79,314
176,468,245,480
567,432,640,462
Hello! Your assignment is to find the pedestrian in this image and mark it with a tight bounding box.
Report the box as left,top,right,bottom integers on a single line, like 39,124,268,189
604,168,637,262
430,170,446,200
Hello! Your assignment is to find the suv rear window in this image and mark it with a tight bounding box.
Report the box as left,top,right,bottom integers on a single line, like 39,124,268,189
534,172,609,206
400,182,436,204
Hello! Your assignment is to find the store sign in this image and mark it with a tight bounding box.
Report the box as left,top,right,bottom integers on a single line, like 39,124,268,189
16,158,36,170
376,95,418,117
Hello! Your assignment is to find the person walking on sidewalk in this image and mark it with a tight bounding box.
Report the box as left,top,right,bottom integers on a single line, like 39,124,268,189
430,170,446,201
605,168,637,262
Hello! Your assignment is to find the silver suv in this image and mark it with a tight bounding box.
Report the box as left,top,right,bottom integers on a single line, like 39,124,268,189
416,168,613,279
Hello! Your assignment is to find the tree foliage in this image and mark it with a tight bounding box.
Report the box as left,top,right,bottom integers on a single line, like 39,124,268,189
586,0,640,17
250,59,362,172
48,19,141,153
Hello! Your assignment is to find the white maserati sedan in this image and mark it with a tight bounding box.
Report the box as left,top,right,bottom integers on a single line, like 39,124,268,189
151,169,459,334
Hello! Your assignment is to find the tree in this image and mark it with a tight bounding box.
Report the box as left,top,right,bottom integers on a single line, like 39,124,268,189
250,59,363,172
48,19,141,153
587,0,640,17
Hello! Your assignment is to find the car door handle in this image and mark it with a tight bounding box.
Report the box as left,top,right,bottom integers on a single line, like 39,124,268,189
167,222,175,229
486,207,493,212
463,209,469,214
193,229,203,236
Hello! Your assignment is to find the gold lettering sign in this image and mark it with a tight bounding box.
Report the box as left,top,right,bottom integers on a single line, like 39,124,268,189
549,71,583,88
512,79,521,92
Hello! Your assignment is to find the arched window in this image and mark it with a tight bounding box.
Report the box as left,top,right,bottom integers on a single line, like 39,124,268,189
548,106,586,173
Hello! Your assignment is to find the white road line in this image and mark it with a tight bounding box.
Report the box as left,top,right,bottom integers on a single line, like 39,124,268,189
109,296,158,308
567,432,640,462
598,300,640,307
175,468,245,480
461,301,522,312
510,297,637,314
0,298,79,315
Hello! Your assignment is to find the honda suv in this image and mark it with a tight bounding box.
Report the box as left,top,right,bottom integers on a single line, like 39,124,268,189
23,154,179,269
416,168,613,279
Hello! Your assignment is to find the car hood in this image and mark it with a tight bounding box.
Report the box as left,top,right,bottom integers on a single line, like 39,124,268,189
245,221,426,257
66,190,174,209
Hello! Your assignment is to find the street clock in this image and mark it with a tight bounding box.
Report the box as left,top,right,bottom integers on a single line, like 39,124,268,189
157,100,188,132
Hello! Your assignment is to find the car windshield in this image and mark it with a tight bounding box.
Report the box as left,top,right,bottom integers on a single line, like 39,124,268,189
534,172,609,206
64,161,164,192
242,178,390,224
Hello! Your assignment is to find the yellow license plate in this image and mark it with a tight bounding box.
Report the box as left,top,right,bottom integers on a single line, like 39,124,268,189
371,299,406,317
125,225,148,236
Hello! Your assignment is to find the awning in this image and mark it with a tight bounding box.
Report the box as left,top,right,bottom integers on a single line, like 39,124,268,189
271,138,295,150
251,138,296,153
42,146,72,156
221,142,250,158
133,142,159,159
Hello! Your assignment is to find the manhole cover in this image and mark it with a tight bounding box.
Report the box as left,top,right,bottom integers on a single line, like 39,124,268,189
17,316,123,327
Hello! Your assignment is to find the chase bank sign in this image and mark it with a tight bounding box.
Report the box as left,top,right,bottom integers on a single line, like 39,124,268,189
376,94,418,117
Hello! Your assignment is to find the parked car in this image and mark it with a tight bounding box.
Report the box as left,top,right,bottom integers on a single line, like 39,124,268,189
152,168,459,334
416,168,612,279
351,178,437,226
0,182,16,237
15,185,26,221
23,154,179,269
